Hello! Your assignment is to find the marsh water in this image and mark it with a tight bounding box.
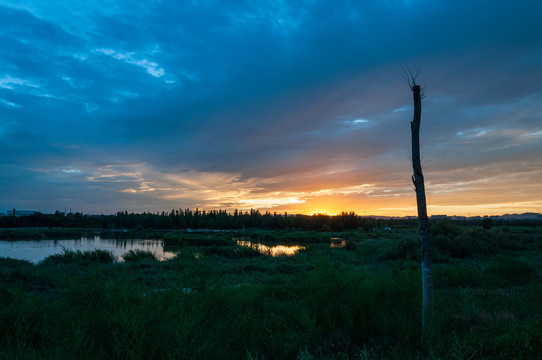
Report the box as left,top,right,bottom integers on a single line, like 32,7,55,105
0,236,176,263
1,235,344,263
236,240,306,256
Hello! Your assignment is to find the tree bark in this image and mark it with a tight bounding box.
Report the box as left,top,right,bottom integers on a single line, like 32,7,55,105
410,84,433,339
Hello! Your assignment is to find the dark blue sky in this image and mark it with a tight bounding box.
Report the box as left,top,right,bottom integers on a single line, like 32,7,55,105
1,0,541,215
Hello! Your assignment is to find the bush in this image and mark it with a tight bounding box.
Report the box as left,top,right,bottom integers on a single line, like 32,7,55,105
434,264,485,288
485,257,538,286
431,220,463,238
162,233,189,246
434,228,529,258
0,257,34,268
362,220,376,232
163,232,232,246
40,249,116,265
481,217,493,230
434,228,485,258
303,260,421,346
205,245,262,258
383,238,420,261
344,240,357,251
122,249,156,262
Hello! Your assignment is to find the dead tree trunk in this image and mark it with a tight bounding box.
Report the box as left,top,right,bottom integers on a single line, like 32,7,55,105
408,78,434,339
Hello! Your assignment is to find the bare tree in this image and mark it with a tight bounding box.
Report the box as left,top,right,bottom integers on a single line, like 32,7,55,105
403,65,433,340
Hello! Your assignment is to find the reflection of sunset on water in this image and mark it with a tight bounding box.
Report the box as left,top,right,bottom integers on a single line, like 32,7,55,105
236,240,305,257
330,239,346,248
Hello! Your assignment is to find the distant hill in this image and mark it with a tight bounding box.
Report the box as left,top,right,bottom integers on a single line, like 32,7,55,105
497,212,542,220
370,213,542,220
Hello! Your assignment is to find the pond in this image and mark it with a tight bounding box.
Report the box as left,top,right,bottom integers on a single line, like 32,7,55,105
236,239,306,256
330,237,346,248
0,236,176,263
1,235,347,263
235,236,349,256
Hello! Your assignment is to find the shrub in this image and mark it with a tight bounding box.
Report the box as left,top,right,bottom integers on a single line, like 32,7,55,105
163,233,232,246
433,264,485,288
485,257,538,286
383,238,420,261
40,249,116,265
122,249,156,262
362,220,376,232
481,217,493,230
0,257,33,268
205,244,262,258
431,220,463,238
344,240,357,251
303,260,421,346
162,233,189,246
433,229,509,258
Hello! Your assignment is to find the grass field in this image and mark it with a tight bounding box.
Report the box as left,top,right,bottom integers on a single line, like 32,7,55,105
1,224,541,359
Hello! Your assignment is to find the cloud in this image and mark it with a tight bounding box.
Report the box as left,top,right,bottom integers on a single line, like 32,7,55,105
0,98,22,108
94,48,166,78
0,76,40,90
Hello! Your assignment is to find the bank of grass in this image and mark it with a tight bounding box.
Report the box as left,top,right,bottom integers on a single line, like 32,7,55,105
0,227,87,240
41,248,117,265
0,227,171,240
1,226,541,359
161,229,331,247
162,231,234,246
121,249,157,262
246,229,332,242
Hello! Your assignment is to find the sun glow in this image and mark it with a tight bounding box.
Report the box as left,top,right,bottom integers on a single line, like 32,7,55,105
75,160,542,217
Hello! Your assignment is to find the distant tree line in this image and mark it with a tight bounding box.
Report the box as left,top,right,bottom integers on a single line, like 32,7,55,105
0,209,406,231
0,209,539,231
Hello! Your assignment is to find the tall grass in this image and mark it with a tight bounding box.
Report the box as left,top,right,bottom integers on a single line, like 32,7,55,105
121,249,157,262
1,227,541,359
39,248,116,265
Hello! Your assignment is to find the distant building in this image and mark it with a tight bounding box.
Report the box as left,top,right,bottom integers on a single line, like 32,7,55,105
430,215,447,220
6,209,37,217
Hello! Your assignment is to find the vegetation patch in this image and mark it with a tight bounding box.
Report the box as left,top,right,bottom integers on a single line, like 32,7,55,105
1,224,541,359
121,249,157,262
39,248,116,265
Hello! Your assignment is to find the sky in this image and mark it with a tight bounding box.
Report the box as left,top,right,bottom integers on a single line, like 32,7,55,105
1,0,541,217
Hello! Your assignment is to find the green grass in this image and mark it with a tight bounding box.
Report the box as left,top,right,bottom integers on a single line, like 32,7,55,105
1,226,541,359
163,231,234,246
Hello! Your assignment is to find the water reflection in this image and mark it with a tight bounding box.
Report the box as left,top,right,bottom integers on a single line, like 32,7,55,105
330,238,346,248
236,240,305,256
0,236,175,263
